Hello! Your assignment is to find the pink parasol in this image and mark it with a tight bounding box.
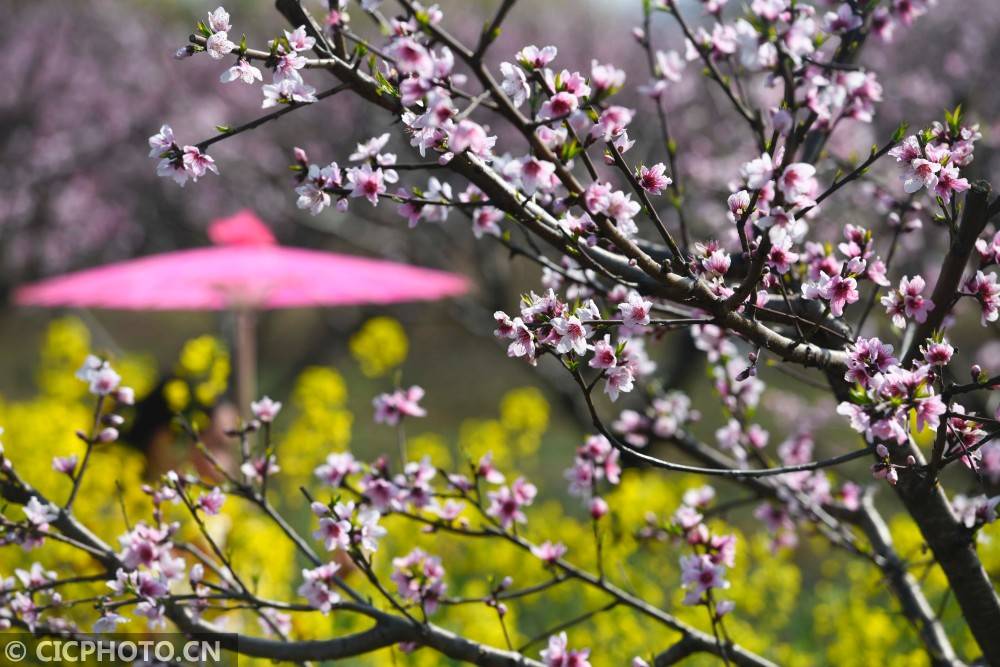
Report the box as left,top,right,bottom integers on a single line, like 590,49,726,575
16,210,469,411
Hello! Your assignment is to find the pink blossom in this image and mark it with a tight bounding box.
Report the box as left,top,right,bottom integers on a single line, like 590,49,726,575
825,3,863,32
487,484,532,528
589,496,609,520
499,62,530,107
52,455,77,476
531,541,567,564
902,158,941,194
538,91,579,121
315,452,361,487
590,60,626,93
933,163,970,203
390,37,434,78
472,206,503,239
777,162,818,206
551,316,589,355
349,134,391,162
392,548,447,614
197,487,226,515
976,231,1000,266
221,59,263,84
205,31,235,60
922,341,954,366
181,146,218,181
965,271,1000,325
680,553,730,605
476,452,506,484
618,293,652,327
87,364,121,396
449,120,493,157
313,516,351,551
148,125,176,158
251,395,282,422
804,273,858,317
506,317,536,361
882,275,934,327
373,386,427,426
347,164,387,205
701,248,731,277
284,25,316,52
638,163,672,195
589,335,618,369
519,157,557,195
298,563,342,613
517,44,558,69
241,455,279,481
261,77,317,108
540,632,591,667
590,106,634,141
604,365,634,401
727,189,752,217
206,6,231,33
915,395,947,431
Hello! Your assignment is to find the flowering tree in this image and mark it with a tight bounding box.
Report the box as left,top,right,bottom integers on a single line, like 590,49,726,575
3,0,1000,665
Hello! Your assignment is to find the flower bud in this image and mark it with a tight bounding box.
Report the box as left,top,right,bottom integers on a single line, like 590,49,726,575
115,387,135,405
589,496,609,520
103,413,125,427
98,427,119,443
875,444,889,458
971,365,983,382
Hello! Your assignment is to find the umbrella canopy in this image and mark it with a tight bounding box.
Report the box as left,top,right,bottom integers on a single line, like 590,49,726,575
15,210,469,311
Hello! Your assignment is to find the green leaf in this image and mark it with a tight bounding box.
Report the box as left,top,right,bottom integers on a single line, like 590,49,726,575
891,121,909,143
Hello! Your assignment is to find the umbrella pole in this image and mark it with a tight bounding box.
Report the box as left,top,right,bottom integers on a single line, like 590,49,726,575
235,308,257,419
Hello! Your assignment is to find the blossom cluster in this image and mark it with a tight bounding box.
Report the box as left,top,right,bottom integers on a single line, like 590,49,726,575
670,488,736,613
888,119,978,203
836,337,957,479
494,290,655,402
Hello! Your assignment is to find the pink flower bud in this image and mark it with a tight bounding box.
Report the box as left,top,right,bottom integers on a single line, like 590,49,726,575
52,455,78,475
886,467,898,485
103,413,125,427
875,444,889,458
115,387,135,405
98,428,119,443
589,496,609,520
971,365,983,381
906,455,916,466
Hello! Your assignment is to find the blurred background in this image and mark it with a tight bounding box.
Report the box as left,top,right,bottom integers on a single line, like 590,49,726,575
3,0,999,457
2,0,1000,664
